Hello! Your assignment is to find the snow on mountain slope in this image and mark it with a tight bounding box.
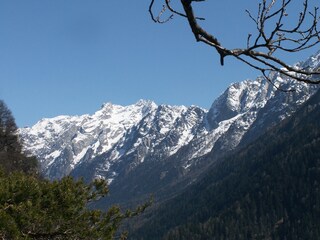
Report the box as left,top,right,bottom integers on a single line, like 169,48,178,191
20,100,209,180
20,100,157,178
20,51,320,185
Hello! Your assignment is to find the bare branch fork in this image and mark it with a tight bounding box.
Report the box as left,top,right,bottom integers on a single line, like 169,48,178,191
149,0,320,86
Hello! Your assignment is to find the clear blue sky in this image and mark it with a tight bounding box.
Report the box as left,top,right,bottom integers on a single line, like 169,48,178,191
0,0,317,127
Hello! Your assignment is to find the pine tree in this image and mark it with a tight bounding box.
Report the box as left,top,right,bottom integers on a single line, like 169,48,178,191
0,100,38,175
0,100,150,239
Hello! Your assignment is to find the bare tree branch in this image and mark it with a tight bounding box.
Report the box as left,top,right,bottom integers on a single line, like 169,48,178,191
149,0,320,85
149,0,205,24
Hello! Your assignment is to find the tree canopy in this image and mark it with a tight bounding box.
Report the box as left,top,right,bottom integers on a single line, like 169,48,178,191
0,173,149,239
0,100,38,175
0,100,150,239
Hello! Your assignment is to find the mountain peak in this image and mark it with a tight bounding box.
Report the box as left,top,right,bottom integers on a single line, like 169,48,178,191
100,102,113,109
19,52,320,188
135,99,157,107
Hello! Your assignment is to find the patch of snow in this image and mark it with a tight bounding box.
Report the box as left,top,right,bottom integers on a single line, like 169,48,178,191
46,150,61,159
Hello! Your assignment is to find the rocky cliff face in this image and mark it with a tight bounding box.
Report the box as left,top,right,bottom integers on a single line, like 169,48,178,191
19,51,320,205
20,100,208,181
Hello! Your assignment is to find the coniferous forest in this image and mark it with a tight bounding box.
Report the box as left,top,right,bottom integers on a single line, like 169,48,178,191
130,89,320,239
1,0,320,239
1,87,320,239
0,89,320,239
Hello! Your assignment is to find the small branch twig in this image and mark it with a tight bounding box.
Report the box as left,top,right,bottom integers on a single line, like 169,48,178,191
149,0,320,87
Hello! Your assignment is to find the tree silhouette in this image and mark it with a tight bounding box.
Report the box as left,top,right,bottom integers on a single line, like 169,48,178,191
0,100,38,175
149,0,320,86
0,100,20,153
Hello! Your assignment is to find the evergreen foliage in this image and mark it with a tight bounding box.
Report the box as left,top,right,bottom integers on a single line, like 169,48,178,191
131,90,320,239
0,172,149,239
0,100,150,239
0,100,37,175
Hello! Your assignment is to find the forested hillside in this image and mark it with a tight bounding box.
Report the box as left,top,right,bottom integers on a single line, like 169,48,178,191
131,89,320,240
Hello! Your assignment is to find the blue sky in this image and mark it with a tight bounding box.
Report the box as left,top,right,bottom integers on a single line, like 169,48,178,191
0,0,318,127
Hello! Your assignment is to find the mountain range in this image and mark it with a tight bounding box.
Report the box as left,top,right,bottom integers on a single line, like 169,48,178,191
130,68,320,240
19,51,320,207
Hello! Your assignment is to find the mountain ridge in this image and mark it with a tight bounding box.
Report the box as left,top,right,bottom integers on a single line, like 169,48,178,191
19,51,320,207
130,87,320,240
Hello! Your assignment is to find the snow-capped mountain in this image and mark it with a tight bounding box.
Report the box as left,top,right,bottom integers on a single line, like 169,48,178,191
20,100,207,180
19,51,320,206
